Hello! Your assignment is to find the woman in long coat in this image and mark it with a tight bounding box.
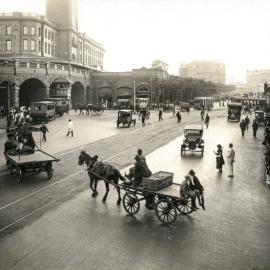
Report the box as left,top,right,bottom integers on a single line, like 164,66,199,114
214,144,224,174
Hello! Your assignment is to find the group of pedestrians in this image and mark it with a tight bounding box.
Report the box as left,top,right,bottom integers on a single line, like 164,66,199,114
214,143,235,178
240,115,259,138
6,106,31,128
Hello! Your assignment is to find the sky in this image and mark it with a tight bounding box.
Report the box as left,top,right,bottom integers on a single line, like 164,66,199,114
1,0,270,83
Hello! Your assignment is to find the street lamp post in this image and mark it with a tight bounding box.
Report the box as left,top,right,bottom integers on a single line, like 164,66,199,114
133,79,136,112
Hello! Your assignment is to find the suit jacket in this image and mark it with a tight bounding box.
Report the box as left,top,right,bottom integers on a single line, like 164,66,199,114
189,175,204,191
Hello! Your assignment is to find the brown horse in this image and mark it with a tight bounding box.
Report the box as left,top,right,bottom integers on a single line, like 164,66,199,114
78,150,125,204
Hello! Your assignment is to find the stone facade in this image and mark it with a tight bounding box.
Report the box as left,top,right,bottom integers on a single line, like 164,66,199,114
179,60,225,84
0,0,104,109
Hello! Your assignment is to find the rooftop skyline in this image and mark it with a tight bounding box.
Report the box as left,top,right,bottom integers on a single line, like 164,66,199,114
1,0,270,83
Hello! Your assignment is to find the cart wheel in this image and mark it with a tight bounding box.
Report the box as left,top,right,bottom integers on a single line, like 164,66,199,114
123,192,140,215
46,162,53,180
178,198,193,215
17,168,22,183
96,109,103,116
155,199,177,225
90,110,97,116
6,160,11,169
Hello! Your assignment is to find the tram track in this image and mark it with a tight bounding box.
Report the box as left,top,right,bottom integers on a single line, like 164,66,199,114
0,110,225,234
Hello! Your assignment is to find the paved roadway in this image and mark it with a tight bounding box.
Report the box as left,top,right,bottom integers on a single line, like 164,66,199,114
0,108,270,270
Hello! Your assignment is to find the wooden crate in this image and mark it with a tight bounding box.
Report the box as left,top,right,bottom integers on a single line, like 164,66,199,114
143,171,174,191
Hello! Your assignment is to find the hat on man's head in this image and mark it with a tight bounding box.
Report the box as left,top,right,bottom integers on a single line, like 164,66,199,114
189,170,195,175
185,175,191,180
217,144,222,148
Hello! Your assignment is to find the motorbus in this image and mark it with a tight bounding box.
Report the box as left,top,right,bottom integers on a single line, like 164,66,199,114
30,101,56,123
43,98,69,116
192,97,214,111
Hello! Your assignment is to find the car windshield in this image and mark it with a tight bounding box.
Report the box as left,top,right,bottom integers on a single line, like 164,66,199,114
119,112,130,117
185,129,201,135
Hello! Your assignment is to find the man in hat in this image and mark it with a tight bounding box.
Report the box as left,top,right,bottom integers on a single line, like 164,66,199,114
66,119,74,137
244,115,250,130
180,175,198,211
40,123,49,142
188,170,205,210
252,119,258,138
226,143,235,177
137,148,146,162
240,119,246,137
204,113,210,128
133,155,151,186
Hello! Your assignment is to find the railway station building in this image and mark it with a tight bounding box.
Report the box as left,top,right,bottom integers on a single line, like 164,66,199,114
0,0,104,109
0,0,169,110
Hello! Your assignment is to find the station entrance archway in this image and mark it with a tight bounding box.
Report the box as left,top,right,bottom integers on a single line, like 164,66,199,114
19,78,47,107
71,81,85,107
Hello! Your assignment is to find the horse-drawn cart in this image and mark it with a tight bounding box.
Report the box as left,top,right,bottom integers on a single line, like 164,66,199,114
89,168,194,225
5,150,60,183
121,182,194,225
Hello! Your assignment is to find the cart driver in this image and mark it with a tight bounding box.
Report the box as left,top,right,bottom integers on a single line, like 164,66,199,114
4,133,18,154
133,155,151,187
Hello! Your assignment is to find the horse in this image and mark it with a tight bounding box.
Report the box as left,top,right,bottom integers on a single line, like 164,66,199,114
78,150,125,204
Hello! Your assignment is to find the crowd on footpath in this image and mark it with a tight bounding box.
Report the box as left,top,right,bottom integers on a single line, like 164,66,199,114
3,106,31,128
262,114,270,188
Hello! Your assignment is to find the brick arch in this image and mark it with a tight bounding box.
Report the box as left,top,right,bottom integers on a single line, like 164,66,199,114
18,75,49,89
71,81,85,107
19,78,48,106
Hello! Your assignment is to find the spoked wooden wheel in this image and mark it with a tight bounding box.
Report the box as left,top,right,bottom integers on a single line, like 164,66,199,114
90,110,97,116
96,109,103,116
46,162,53,180
177,198,193,215
16,167,22,183
155,199,177,224
123,192,140,215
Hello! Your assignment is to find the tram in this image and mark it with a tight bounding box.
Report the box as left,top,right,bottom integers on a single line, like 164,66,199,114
230,96,266,111
192,97,214,111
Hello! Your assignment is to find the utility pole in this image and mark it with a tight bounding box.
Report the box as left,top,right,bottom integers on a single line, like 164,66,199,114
133,79,136,112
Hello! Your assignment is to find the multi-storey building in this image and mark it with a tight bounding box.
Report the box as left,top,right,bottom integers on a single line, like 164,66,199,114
179,60,226,84
92,65,168,107
246,69,270,93
0,0,104,109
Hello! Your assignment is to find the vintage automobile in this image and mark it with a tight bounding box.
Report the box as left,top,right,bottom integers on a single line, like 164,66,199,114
30,101,56,123
117,110,136,127
43,98,69,116
227,102,242,122
254,110,265,126
181,124,204,156
178,102,190,112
